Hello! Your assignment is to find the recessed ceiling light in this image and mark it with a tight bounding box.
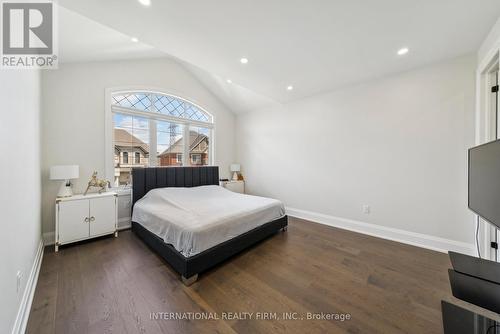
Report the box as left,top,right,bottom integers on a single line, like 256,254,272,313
138,0,151,6
397,47,409,56
226,79,232,84
240,58,249,64
287,85,294,91
131,37,139,43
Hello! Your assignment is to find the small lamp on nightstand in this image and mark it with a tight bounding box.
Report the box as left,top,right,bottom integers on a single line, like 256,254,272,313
50,165,79,198
230,163,240,181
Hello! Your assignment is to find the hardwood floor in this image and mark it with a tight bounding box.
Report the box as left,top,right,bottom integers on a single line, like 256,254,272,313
27,217,461,333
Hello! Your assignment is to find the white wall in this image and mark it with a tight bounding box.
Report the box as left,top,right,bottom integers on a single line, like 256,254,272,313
41,57,236,234
236,55,476,248
0,70,42,333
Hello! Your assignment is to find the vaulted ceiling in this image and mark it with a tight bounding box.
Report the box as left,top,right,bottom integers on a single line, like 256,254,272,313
58,6,165,63
58,0,500,113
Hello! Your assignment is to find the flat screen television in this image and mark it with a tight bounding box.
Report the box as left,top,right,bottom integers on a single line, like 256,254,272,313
468,139,500,229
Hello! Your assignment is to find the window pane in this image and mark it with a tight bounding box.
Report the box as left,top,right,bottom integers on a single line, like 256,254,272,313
113,113,133,129
156,120,184,166
113,92,212,122
183,103,210,122
189,126,210,166
154,95,182,117
112,93,151,111
113,113,150,186
133,116,149,130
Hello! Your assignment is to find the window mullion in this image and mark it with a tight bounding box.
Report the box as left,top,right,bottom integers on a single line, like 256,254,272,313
183,123,190,166
150,119,157,167
209,128,213,165
149,94,158,167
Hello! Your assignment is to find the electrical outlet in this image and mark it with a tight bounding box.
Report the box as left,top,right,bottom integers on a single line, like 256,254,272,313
362,205,371,214
16,271,23,293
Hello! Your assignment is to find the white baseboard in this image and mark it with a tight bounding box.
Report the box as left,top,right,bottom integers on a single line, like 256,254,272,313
286,207,475,255
11,239,44,334
42,232,55,246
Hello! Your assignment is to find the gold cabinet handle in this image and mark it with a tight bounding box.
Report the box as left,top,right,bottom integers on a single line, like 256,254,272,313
90,216,95,222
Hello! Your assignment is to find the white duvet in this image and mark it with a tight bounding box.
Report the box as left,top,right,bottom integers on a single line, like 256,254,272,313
132,185,285,257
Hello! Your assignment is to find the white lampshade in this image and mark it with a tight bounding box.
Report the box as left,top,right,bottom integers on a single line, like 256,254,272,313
50,165,79,180
230,164,241,172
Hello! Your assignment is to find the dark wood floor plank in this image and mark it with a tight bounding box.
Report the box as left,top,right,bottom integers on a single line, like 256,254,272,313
232,240,395,333
26,248,61,334
27,217,460,334
78,240,129,334
102,254,164,334
54,245,89,334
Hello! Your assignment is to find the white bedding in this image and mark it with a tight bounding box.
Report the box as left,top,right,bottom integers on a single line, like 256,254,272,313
132,185,285,257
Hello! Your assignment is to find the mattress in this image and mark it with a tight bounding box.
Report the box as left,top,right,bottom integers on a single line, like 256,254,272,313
132,185,285,257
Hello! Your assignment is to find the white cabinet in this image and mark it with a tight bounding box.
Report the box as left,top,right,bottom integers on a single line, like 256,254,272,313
114,187,132,229
55,192,117,251
89,195,116,236
220,180,245,194
58,199,90,244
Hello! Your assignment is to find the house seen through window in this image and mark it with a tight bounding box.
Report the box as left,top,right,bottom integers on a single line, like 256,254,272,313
111,91,213,186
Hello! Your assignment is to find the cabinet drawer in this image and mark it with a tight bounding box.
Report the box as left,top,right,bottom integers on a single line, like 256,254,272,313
89,196,116,236
224,182,245,194
58,200,89,244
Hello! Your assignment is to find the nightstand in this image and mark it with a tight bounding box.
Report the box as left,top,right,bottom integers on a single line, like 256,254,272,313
55,192,118,252
220,180,245,194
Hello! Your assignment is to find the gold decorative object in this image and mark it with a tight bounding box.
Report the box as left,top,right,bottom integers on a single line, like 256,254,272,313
84,171,111,195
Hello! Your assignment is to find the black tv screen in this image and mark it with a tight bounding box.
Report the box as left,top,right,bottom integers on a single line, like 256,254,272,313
469,139,500,229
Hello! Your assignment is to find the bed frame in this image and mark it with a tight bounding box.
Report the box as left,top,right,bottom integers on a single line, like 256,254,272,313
131,166,288,285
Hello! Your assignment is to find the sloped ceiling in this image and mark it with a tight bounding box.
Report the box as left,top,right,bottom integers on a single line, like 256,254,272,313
58,6,165,63
57,0,500,113
178,61,279,113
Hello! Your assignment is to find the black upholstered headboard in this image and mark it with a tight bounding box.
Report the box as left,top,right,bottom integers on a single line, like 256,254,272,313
132,166,219,206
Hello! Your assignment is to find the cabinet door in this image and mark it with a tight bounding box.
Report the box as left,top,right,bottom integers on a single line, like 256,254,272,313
89,196,116,236
58,200,89,244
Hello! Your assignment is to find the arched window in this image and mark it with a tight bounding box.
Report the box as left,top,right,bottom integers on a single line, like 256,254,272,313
112,92,212,123
109,91,214,186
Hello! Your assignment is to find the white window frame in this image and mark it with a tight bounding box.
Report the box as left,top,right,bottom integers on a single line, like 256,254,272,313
105,87,215,189
476,50,500,261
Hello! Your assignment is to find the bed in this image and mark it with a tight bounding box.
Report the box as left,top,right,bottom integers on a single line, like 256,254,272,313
131,166,288,285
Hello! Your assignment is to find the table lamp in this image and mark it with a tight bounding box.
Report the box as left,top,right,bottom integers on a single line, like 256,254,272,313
50,165,79,197
230,163,240,181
